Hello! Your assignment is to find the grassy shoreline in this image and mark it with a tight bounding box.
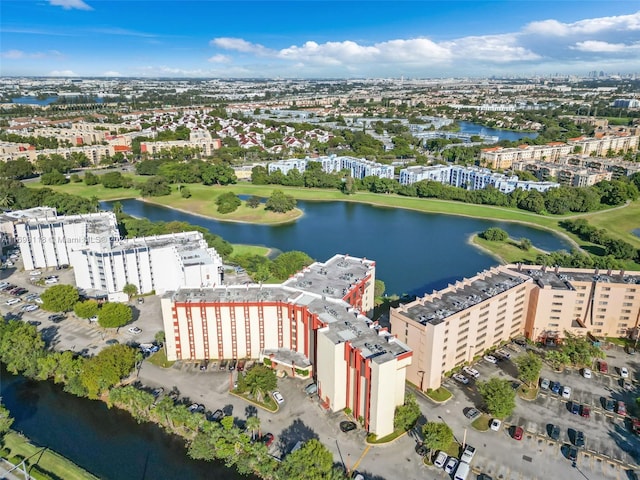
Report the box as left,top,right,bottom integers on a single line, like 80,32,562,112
1,430,98,480
27,181,640,264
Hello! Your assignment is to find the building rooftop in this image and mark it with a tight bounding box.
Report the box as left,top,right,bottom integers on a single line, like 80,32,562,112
402,269,529,325
509,265,640,288
167,253,410,365
282,254,375,299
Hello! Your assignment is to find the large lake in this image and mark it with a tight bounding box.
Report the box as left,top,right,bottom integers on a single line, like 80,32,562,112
102,198,571,296
457,121,538,142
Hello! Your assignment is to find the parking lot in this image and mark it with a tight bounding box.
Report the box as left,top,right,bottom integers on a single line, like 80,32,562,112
437,342,640,479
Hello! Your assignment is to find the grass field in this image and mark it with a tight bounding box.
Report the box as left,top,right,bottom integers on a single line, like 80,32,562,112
472,236,545,265
229,244,271,257
2,431,98,480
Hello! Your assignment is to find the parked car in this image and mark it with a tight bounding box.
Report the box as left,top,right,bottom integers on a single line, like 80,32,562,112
463,366,480,379
460,445,476,464
304,383,318,395
44,278,58,284
210,409,224,422
626,346,636,355
483,354,498,364
453,373,469,384
540,378,550,390
89,316,98,323
512,426,523,440
273,391,284,404
48,313,65,323
582,368,592,379
228,359,237,371
29,270,42,277
599,361,609,374
340,421,357,433
433,451,448,468
549,424,560,440
562,386,572,399
137,297,145,304
550,381,561,394
490,419,502,431
580,405,591,418
631,418,640,435
495,349,511,360
464,407,481,421
570,402,580,415
261,433,275,447
620,367,629,378
127,326,142,335
604,398,616,411
5,298,21,306
574,430,585,448
237,360,246,371
444,457,458,475
623,380,634,391
617,401,627,416
22,304,38,312
568,446,578,462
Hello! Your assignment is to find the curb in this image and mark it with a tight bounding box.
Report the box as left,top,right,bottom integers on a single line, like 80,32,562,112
228,390,279,413
365,430,408,446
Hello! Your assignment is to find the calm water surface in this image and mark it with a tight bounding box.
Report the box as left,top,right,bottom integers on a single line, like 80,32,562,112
102,198,571,296
458,121,538,142
1,367,253,480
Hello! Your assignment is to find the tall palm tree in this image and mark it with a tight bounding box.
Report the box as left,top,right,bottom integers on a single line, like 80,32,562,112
245,415,261,441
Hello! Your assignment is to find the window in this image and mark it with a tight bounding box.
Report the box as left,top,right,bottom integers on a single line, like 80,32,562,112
620,317,629,321
553,295,564,299
552,302,563,306
594,322,604,326
548,323,559,327
597,308,606,312
551,309,561,313
600,294,609,299
598,301,608,306
596,315,605,319
618,322,628,327
577,293,585,298
601,287,611,291
626,288,637,293
623,302,633,307
624,295,635,300
550,316,560,320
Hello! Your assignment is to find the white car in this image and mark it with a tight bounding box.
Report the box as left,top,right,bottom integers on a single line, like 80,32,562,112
0,282,9,289
540,378,550,390
583,368,592,379
484,354,498,364
444,457,458,474
44,278,59,285
453,373,469,384
620,367,629,378
273,391,284,404
490,419,502,431
29,270,42,277
34,297,43,304
23,304,39,312
562,386,572,399
496,349,511,360
128,326,142,335
5,298,21,306
433,451,448,468
463,366,480,379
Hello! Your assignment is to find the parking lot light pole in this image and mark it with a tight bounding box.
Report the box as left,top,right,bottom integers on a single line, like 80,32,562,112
437,415,460,445
418,371,425,391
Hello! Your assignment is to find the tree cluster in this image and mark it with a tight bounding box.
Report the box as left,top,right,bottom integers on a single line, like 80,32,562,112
216,192,241,214
231,250,313,282
265,190,297,213
0,179,99,214
136,159,237,186
480,227,508,242
477,377,516,419
561,219,639,261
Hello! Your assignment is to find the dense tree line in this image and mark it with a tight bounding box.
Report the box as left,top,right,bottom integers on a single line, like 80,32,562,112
561,219,639,261
135,158,237,185
0,132,71,149
0,179,98,214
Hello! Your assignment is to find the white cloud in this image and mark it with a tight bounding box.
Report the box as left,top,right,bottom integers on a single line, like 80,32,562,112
572,40,640,53
1,49,63,60
102,71,121,76
91,27,156,38
208,54,232,64
210,37,271,56
1,50,25,59
525,11,640,37
48,0,92,11
49,70,77,76
207,10,640,76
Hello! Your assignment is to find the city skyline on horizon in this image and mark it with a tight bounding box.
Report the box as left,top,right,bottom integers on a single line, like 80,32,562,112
0,1,639,79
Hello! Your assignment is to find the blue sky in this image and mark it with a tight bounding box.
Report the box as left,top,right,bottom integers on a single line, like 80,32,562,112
1,1,639,78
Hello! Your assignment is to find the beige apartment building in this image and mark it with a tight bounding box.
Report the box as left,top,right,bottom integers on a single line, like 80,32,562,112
160,254,412,437
391,265,640,391
481,135,639,170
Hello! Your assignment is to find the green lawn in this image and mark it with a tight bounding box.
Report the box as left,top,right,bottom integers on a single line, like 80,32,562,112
472,236,544,264
229,244,271,257
471,414,490,431
425,387,452,402
366,428,406,444
2,431,98,480
145,349,175,368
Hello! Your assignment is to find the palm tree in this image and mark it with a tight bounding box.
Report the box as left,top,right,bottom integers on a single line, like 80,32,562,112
0,193,14,210
245,415,261,441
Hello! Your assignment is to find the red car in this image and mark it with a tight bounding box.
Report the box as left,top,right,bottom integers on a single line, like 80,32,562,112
599,361,609,374
512,426,523,441
617,401,627,416
580,405,591,418
261,433,274,447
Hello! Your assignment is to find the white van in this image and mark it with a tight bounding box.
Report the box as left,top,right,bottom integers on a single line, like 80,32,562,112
454,461,470,480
